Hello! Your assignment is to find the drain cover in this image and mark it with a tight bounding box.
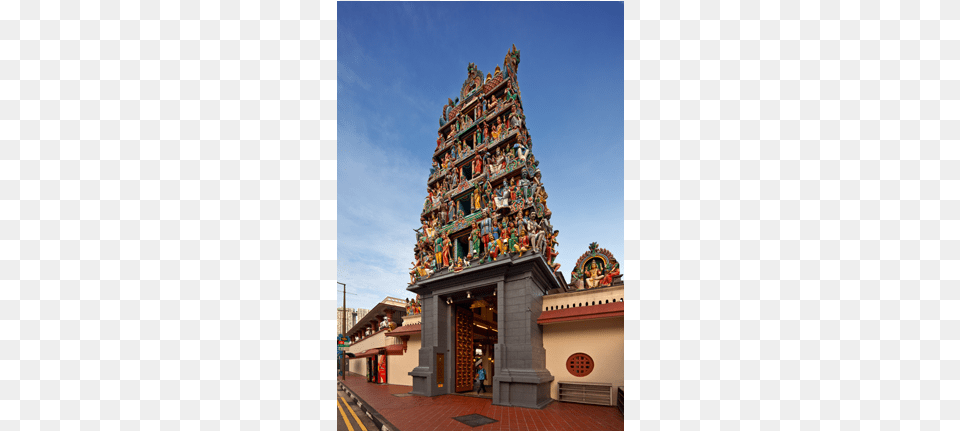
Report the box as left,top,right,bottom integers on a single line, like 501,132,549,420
392,393,414,397
452,414,498,427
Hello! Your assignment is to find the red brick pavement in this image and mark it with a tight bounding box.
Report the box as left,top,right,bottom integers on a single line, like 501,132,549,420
340,373,623,431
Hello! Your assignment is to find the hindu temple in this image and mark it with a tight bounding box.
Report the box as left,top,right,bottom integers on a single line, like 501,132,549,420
346,46,624,412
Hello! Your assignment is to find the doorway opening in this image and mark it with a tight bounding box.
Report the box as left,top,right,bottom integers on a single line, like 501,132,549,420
454,294,498,394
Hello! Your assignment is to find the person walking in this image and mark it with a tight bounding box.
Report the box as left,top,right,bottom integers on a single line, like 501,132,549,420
475,365,487,394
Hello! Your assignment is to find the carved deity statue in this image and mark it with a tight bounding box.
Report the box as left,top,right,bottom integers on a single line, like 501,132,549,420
473,153,484,179
517,228,530,257
509,105,522,130
545,230,560,271
585,261,604,289
441,234,452,268
473,188,482,212
486,238,499,262
470,222,482,258
601,261,620,287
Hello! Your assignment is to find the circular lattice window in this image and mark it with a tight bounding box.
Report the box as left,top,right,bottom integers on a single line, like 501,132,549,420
566,353,594,377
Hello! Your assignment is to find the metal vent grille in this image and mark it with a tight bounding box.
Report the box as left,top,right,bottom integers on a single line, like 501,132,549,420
566,353,594,377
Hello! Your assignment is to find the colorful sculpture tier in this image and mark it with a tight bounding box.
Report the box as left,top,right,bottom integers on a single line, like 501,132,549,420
412,45,560,284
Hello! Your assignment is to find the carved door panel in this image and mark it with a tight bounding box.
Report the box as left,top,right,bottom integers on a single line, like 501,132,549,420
455,305,474,392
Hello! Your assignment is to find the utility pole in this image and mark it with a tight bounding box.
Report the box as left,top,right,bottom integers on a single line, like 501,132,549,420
337,282,354,381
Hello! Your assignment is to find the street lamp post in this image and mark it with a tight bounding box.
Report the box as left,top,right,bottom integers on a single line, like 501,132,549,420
337,282,347,381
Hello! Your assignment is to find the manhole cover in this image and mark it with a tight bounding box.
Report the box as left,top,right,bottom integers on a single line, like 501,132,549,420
452,414,498,427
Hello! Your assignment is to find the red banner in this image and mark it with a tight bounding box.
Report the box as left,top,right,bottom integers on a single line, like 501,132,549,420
378,354,387,383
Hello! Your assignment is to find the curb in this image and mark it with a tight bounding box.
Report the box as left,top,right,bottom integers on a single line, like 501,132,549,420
338,380,401,431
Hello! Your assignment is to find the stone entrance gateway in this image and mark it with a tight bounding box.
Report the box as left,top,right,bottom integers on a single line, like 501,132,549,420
407,254,562,409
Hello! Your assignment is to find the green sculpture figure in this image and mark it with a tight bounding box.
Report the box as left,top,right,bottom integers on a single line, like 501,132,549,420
486,239,499,263
508,229,519,255
471,222,482,258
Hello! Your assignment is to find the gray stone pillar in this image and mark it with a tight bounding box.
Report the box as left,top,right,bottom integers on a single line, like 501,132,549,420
409,294,452,396
492,265,554,409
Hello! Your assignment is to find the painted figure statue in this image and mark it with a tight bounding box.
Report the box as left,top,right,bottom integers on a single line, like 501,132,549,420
509,105,521,130
473,188,482,211
545,230,560,272
585,261,604,289
486,239,499,262
473,153,483,179
517,229,530,256
601,261,620,286
508,230,519,255
471,222,482,258
495,183,510,209
434,235,443,272
441,234,451,268
453,257,464,272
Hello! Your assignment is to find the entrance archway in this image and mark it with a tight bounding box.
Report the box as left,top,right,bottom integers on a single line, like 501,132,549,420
454,295,497,393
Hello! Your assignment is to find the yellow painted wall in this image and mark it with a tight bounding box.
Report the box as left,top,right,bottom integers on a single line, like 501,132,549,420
348,356,367,377
387,334,421,386
542,317,624,404
347,331,387,355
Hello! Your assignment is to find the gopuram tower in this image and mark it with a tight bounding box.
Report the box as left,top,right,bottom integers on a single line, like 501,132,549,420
407,46,563,409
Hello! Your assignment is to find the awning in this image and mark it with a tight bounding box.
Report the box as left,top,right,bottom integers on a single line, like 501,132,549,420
385,324,422,337
537,301,624,325
384,344,406,355
353,348,382,358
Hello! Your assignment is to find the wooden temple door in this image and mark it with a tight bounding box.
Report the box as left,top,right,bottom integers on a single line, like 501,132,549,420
455,305,474,392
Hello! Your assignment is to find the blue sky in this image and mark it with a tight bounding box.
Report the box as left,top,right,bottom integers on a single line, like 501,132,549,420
337,2,625,312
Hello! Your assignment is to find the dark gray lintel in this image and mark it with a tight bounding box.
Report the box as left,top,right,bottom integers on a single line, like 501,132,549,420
407,253,563,295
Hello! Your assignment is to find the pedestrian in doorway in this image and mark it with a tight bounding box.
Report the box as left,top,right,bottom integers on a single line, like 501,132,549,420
475,365,487,394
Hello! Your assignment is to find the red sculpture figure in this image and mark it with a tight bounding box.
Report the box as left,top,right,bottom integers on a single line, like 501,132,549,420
547,230,561,272
481,226,491,253
544,230,559,264
600,262,620,286
437,131,443,150
518,229,531,257
442,234,451,268
473,153,483,178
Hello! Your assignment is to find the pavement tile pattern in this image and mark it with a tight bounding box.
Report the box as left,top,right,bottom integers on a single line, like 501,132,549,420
341,374,623,431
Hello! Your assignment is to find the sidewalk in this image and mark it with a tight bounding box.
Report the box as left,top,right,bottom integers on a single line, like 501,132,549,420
339,373,623,431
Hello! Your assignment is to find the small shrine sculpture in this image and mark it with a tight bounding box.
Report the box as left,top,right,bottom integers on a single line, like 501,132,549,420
405,295,422,315
570,242,622,290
